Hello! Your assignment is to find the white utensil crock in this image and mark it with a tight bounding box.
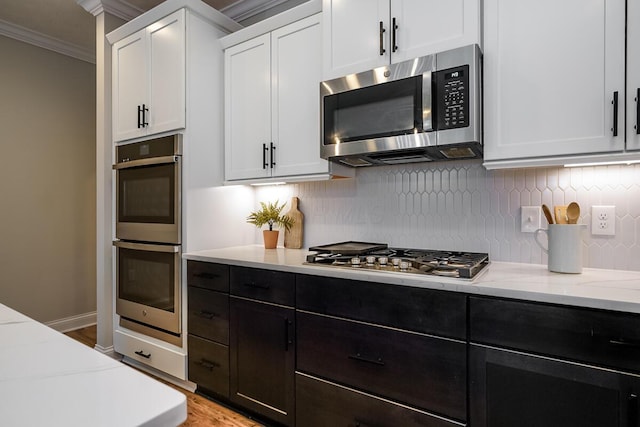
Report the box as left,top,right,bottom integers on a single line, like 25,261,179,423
534,224,586,273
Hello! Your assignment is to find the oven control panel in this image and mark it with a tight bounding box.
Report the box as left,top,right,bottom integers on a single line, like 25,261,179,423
434,65,469,130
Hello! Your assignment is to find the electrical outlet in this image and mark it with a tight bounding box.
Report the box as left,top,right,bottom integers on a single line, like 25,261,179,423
521,206,542,233
591,205,616,236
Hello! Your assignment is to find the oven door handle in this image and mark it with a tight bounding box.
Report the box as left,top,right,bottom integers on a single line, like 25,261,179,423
113,155,180,170
112,240,180,253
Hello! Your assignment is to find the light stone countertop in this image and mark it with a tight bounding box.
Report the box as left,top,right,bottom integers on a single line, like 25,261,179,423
0,304,187,427
184,245,640,314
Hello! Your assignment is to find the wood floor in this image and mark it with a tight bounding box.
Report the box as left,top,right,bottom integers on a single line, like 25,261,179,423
64,326,264,427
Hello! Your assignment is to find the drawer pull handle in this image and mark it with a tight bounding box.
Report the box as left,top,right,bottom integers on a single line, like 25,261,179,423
243,282,270,290
348,353,385,366
193,272,219,280
196,310,218,320
609,338,640,349
195,359,220,371
134,350,151,359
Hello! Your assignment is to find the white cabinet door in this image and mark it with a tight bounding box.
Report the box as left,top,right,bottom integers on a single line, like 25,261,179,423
224,34,272,181
483,0,625,162
322,0,389,80
112,9,186,142
628,1,640,151
271,15,328,177
390,0,481,63
113,29,148,142
148,9,185,136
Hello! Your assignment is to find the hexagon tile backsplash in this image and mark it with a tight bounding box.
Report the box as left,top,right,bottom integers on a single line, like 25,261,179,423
254,159,640,272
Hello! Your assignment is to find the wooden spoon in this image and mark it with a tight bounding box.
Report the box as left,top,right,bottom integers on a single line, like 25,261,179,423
542,204,554,225
567,202,580,224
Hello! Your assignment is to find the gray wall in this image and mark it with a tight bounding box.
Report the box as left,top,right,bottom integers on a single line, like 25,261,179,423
0,35,96,323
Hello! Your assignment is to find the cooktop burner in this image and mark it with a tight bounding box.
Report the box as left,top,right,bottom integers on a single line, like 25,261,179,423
305,241,489,280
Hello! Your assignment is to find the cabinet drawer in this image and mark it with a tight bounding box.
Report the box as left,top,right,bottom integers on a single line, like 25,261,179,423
188,287,229,344
188,335,229,398
296,373,460,427
114,329,186,380
297,311,466,421
296,274,466,339
230,266,294,306
187,261,229,292
470,296,640,373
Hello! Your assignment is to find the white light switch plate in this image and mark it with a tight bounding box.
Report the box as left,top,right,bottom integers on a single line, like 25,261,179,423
521,206,541,233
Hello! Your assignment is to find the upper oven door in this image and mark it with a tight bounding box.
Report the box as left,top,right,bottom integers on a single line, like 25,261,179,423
114,153,181,244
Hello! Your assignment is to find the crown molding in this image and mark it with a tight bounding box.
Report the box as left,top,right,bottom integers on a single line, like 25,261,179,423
220,0,290,22
76,0,143,21
0,19,95,64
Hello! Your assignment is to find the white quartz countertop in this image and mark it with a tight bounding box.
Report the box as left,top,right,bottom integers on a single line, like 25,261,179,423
0,304,186,427
184,245,640,314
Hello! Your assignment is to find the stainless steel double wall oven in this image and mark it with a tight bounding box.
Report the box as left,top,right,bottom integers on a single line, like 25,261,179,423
113,134,182,345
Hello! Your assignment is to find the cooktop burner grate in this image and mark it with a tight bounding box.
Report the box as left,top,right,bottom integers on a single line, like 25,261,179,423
305,241,489,279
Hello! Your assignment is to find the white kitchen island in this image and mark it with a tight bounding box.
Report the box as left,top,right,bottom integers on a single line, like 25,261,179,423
0,303,186,427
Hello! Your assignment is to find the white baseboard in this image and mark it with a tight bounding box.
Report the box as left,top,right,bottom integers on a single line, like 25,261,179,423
94,344,117,358
45,311,97,333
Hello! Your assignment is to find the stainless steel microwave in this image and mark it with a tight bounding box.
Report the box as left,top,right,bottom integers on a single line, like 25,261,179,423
320,44,482,167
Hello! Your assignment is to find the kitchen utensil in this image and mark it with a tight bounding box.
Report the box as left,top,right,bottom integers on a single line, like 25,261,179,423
542,204,554,225
534,224,586,273
554,205,568,224
566,202,580,224
284,197,304,249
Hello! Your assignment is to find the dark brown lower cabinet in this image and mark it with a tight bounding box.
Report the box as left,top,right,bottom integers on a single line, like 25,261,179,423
230,296,295,426
188,335,230,398
296,373,462,427
470,344,640,427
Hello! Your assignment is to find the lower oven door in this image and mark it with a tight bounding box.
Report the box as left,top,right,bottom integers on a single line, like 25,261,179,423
114,240,181,335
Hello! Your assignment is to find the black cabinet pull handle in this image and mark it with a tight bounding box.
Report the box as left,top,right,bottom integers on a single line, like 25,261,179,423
392,17,398,52
134,350,151,359
196,310,218,320
609,338,640,349
195,359,220,371
142,103,149,128
242,282,270,290
137,105,142,129
633,87,640,135
612,91,618,137
193,272,219,280
379,21,386,56
629,393,638,427
348,353,385,366
270,142,276,168
263,143,268,169
284,318,293,350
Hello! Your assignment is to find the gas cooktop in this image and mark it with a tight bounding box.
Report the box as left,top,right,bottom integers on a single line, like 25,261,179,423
305,241,489,280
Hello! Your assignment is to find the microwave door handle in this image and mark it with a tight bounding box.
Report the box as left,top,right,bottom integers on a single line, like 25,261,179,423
113,155,180,170
422,71,433,132
113,240,180,253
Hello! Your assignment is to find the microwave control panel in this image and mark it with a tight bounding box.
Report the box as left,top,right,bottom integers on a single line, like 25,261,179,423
434,65,469,130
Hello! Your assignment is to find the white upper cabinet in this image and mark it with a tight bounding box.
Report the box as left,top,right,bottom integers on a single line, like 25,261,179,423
224,33,272,181
322,0,481,80
628,0,640,151
225,13,351,183
112,10,186,142
483,0,626,166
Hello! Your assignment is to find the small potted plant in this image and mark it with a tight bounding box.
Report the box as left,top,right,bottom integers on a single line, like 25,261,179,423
246,200,294,249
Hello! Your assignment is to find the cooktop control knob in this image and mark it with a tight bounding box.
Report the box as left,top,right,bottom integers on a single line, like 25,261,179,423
378,256,388,266
366,256,376,265
399,261,410,270
350,257,362,267
391,258,401,267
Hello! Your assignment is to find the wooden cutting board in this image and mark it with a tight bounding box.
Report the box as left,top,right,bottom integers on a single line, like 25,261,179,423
284,197,303,249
